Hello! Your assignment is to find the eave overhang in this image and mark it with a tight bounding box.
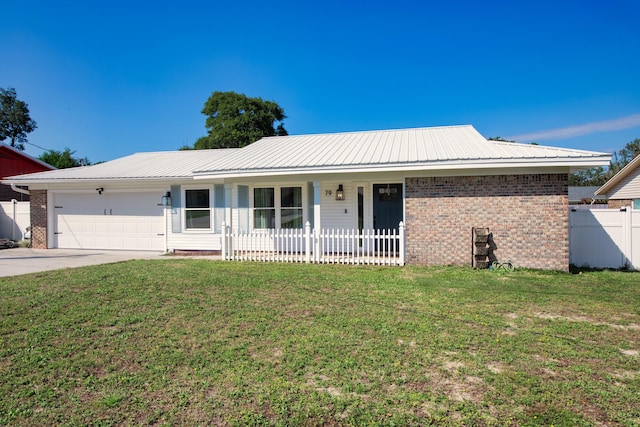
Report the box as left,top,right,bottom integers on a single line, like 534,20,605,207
192,156,612,180
1,176,193,186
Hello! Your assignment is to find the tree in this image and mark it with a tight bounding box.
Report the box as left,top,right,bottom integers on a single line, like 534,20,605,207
38,148,90,169
188,91,287,150
0,87,37,150
569,138,640,186
568,165,609,186
611,138,640,174
488,136,538,145
488,136,515,142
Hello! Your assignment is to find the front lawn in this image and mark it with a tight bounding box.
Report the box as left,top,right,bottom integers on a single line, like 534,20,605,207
0,261,638,426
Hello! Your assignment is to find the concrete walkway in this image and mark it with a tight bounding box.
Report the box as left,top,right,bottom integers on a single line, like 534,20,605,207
0,248,166,277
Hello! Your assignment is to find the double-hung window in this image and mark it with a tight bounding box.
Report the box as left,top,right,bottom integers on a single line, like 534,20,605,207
185,189,211,229
254,188,275,229
253,186,303,229
281,187,303,228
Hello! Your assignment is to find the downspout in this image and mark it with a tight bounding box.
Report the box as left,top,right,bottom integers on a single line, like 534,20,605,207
11,184,30,196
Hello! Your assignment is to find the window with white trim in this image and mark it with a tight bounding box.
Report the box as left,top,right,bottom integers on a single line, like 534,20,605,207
634,199,640,210
281,187,303,228
185,189,211,229
254,188,275,229
253,186,303,229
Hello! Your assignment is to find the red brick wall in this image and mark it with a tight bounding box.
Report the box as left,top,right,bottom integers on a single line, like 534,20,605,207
405,174,569,271
607,199,632,209
30,190,48,249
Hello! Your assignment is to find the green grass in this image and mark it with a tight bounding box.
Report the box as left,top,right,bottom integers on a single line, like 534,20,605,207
0,261,638,426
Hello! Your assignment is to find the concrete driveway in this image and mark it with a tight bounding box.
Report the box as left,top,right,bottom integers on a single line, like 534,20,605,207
0,248,166,277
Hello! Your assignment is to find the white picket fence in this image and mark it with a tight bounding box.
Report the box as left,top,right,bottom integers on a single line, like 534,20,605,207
0,200,30,241
569,207,640,270
222,221,405,266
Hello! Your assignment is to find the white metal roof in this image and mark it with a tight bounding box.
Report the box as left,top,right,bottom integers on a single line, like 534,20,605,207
193,125,611,178
3,125,611,184
4,149,238,183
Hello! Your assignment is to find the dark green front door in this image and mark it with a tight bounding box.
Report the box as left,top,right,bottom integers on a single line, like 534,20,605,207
373,183,403,231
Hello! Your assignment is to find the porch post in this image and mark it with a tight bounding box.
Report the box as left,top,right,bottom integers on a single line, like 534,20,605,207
313,181,322,261
224,184,233,231
312,181,321,229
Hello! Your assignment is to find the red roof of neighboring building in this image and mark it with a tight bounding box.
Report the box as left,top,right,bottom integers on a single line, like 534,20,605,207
0,143,55,179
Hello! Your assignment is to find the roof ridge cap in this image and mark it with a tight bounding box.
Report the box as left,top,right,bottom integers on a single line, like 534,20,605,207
265,124,474,139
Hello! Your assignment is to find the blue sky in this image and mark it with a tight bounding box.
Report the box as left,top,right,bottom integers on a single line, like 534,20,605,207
2,0,639,162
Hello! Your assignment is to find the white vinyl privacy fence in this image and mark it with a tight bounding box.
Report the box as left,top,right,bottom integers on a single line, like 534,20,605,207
569,208,640,270
222,221,405,266
0,201,30,241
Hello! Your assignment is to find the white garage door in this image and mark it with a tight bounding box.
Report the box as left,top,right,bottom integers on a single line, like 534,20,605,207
54,192,165,251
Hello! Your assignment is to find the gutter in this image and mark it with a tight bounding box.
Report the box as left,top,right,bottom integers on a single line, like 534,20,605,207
11,183,30,196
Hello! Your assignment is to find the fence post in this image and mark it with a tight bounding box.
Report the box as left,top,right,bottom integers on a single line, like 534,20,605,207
305,221,311,263
623,207,632,269
632,207,639,270
314,228,320,263
399,221,405,266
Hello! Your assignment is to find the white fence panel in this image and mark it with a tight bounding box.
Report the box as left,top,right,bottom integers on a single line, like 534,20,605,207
222,221,405,266
231,228,307,262
569,208,637,270
0,201,30,241
632,210,640,269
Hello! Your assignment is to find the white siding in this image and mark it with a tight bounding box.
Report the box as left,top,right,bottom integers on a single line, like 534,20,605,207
166,205,223,252
166,226,222,251
320,182,356,229
164,178,399,252
165,184,226,252
608,167,640,199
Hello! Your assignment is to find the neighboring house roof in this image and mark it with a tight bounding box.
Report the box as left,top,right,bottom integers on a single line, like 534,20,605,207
193,125,610,178
3,149,238,183
0,143,55,177
1,144,55,200
595,154,640,197
568,186,608,204
3,125,610,184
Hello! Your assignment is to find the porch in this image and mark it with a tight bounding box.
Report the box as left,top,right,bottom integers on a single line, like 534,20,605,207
221,221,405,266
